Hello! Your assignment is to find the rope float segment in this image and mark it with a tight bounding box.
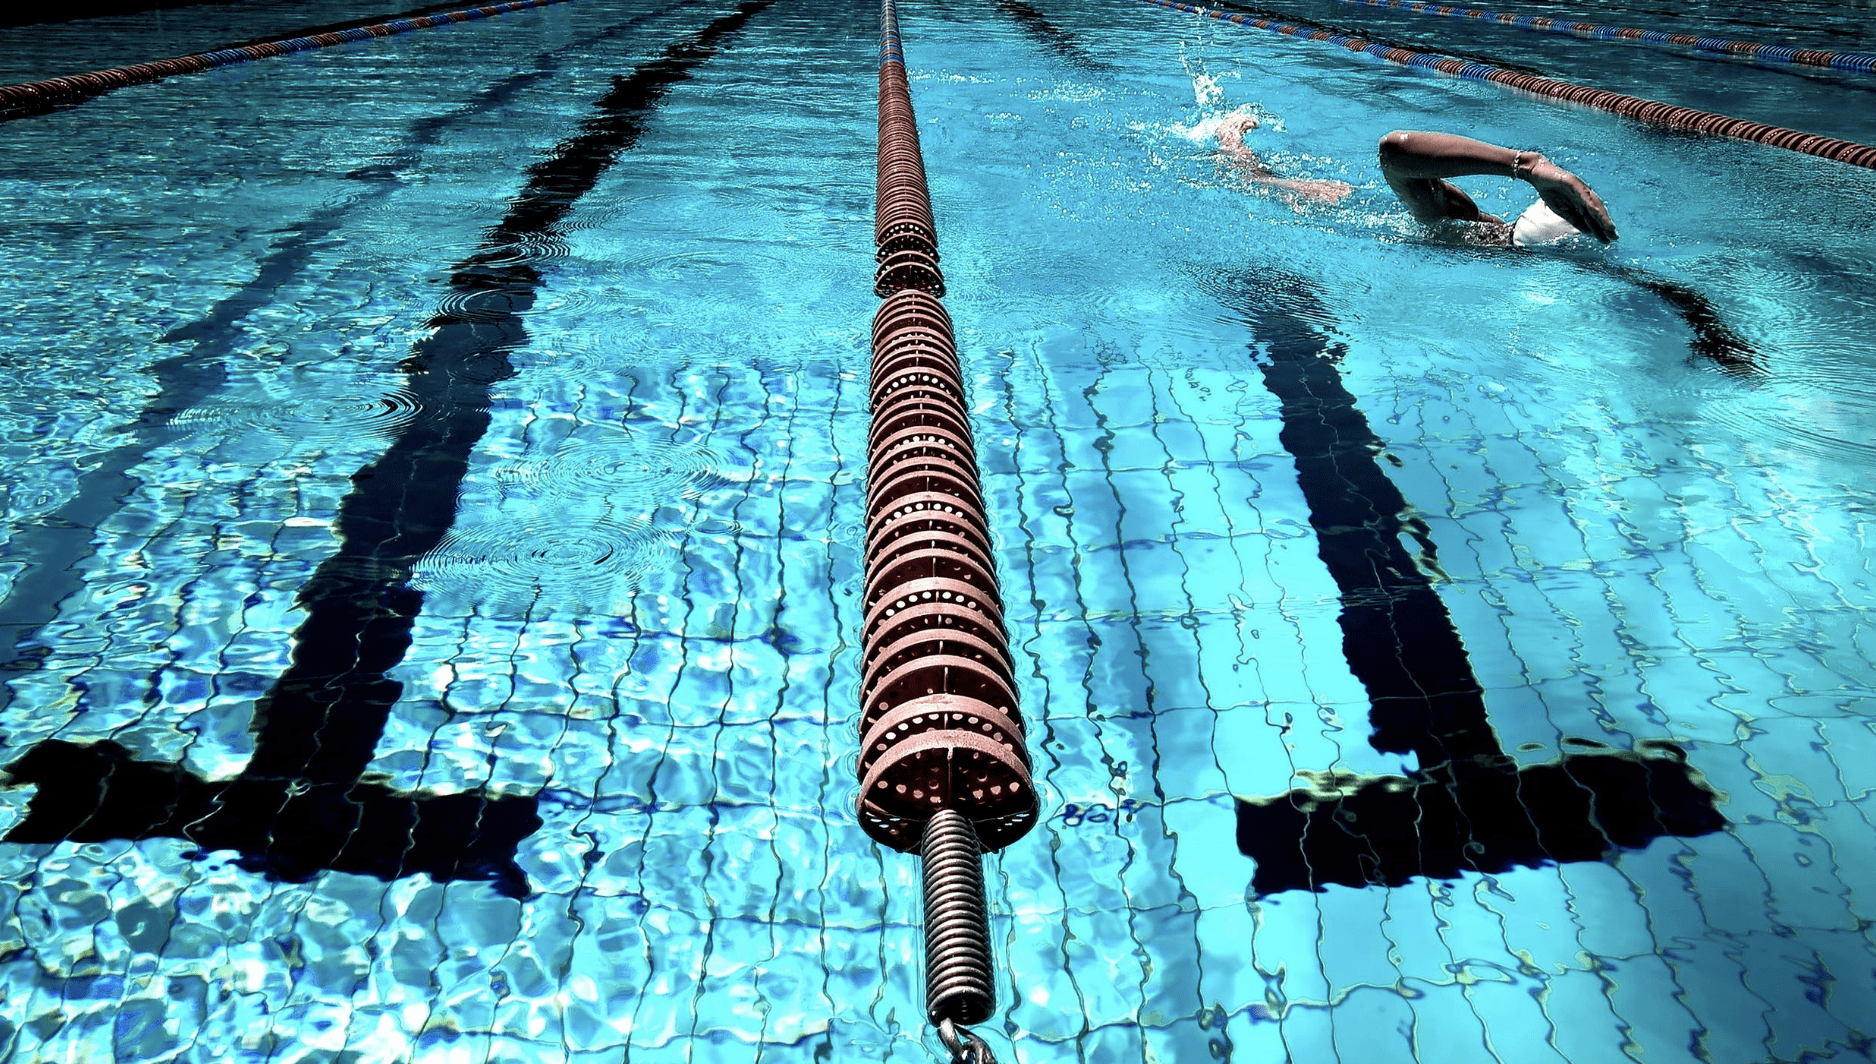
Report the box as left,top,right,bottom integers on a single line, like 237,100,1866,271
1139,0,1876,170
868,0,1037,860
1318,0,1876,75
0,0,577,123
866,1,1036,1058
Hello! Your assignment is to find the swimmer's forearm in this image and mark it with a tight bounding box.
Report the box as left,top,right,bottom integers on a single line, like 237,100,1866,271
1377,130,1528,180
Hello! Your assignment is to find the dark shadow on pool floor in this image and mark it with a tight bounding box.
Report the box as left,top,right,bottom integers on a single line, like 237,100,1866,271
2,739,542,898
1209,266,1727,894
1239,743,1727,892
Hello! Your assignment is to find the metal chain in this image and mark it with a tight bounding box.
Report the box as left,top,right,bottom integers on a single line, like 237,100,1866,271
938,1019,997,1064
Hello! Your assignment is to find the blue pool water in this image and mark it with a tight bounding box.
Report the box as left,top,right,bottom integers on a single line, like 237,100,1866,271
1202,0,1876,148
1,0,1874,1061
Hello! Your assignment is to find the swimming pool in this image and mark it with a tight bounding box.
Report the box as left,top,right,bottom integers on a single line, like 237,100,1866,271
1,0,1873,1060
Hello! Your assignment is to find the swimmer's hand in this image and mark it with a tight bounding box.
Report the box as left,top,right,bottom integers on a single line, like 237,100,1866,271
1521,155,1618,242
1216,113,1259,153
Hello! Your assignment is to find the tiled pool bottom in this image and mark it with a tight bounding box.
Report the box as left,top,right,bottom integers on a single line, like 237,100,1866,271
959,329,1876,1064
3,0,1876,1060
3,292,1874,1063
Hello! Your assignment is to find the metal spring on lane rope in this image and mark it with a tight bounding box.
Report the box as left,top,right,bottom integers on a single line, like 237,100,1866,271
922,810,996,1028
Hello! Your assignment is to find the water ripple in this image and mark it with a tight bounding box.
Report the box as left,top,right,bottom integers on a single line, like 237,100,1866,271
1,462,72,521
475,229,574,271
493,433,721,504
169,388,424,441
430,285,531,325
1691,339,1876,467
558,200,653,234
413,515,677,619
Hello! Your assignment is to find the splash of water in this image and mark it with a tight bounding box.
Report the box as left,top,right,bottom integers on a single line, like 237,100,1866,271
1193,69,1223,109
1170,104,1282,146
1178,40,1224,108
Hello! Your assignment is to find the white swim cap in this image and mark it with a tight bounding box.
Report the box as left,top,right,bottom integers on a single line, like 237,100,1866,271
1510,199,1583,247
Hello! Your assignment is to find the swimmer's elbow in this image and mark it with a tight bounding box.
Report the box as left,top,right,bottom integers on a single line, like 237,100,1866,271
1377,130,1420,168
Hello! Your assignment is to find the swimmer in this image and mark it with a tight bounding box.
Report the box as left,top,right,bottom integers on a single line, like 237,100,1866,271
1375,131,1761,372
1216,113,1354,205
1216,121,1752,371
1376,129,1618,246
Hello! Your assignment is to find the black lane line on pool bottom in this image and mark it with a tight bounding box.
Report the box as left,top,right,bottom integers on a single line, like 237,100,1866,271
1209,268,1725,894
3,0,778,899
0,0,694,697
1397,246,1763,376
993,0,1114,73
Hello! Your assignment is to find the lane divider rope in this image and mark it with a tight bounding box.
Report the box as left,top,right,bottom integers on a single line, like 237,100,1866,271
866,0,1035,1059
1140,0,1876,169
1315,0,1876,75
0,0,577,124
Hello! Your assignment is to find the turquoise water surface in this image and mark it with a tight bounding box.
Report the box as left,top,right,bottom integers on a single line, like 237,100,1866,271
1,0,1873,1060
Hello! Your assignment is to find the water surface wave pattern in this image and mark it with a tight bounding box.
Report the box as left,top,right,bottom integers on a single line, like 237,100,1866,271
0,0,1872,1061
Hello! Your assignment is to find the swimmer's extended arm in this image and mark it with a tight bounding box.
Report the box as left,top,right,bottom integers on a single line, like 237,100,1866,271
1377,130,1618,242
1256,175,1355,203
1219,114,1352,204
